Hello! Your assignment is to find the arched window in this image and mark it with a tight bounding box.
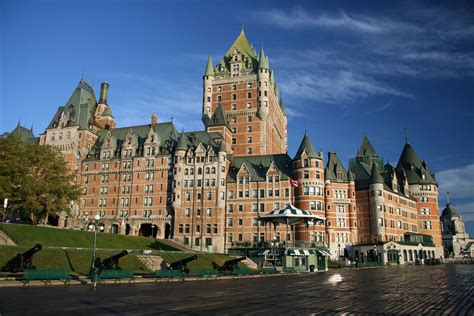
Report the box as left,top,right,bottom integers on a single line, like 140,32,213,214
184,168,189,175
206,167,210,174
211,167,216,174
190,168,194,175
198,168,202,175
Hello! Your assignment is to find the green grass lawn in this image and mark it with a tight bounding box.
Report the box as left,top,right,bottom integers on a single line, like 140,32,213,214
0,223,178,250
159,252,250,271
0,245,149,275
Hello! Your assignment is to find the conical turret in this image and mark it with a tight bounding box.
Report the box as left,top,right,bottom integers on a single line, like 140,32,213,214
294,132,319,159
258,47,268,69
369,162,384,184
176,132,187,151
204,54,214,77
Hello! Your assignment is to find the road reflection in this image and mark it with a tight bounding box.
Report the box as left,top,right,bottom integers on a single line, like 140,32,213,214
326,273,343,285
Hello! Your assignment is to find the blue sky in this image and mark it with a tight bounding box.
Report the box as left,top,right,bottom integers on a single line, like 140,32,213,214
1,0,473,234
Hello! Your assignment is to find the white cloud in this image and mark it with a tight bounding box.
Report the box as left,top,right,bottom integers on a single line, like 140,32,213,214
255,8,421,34
437,164,474,200
280,70,411,104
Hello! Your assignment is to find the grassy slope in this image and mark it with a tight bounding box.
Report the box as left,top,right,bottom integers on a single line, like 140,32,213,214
0,224,246,274
0,223,177,250
0,246,149,275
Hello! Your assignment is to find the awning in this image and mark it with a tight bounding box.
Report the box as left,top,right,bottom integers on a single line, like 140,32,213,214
317,250,331,256
258,203,326,225
286,249,318,256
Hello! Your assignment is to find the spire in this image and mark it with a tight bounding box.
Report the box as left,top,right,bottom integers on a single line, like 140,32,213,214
397,142,423,170
204,54,214,77
258,47,268,69
357,135,378,158
207,103,229,128
369,162,384,184
294,133,319,159
176,132,187,151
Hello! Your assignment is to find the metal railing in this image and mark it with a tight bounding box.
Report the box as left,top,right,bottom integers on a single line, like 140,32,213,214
230,240,326,249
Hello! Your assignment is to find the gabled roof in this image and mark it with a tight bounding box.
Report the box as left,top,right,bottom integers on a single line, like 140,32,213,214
86,122,178,160
227,154,292,182
173,130,220,154
325,152,348,182
206,104,229,128
357,135,378,158
294,132,320,159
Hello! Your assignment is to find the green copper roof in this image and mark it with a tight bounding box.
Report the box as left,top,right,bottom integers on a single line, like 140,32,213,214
347,169,355,181
215,28,259,75
258,47,268,69
9,123,36,142
86,122,178,160
397,142,437,185
204,54,214,77
357,135,378,158
206,104,229,128
46,79,97,131
294,132,320,159
176,132,187,151
325,152,348,182
369,162,384,184
227,154,292,182
441,203,459,217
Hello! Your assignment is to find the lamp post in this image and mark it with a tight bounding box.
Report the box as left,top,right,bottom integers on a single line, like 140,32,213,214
88,214,104,286
338,243,341,268
272,236,277,267
373,244,378,263
151,224,156,239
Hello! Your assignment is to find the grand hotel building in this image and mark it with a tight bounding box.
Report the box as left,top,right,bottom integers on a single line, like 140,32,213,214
30,28,443,259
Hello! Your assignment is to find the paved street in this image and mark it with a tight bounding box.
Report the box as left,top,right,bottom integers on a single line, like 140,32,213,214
0,264,473,315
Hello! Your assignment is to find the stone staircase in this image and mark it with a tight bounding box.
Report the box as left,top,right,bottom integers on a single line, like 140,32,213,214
241,257,258,270
136,255,164,271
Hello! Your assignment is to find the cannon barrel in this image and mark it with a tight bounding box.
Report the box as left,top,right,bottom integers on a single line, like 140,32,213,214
1,243,43,273
169,255,198,273
217,256,246,272
22,244,42,258
99,250,128,270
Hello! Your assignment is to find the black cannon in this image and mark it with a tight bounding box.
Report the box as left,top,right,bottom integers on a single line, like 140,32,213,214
165,255,198,274
99,250,129,270
1,243,42,273
212,256,246,272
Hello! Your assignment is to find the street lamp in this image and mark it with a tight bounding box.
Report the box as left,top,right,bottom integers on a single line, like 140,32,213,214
338,243,341,268
373,244,378,263
151,224,156,239
88,214,104,286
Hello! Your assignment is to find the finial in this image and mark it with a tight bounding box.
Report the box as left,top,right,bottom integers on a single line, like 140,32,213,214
30,123,34,132
171,116,173,122
241,18,245,32
81,67,84,81
17,119,20,127
446,191,450,204
404,127,408,144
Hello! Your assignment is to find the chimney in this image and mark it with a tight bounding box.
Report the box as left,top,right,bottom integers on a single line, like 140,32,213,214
151,113,158,126
99,81,109,104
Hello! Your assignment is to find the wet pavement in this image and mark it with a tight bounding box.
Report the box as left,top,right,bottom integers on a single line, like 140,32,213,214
0,264,472,315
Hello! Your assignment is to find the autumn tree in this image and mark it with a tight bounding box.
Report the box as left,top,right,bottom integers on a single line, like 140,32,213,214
0,135,80,224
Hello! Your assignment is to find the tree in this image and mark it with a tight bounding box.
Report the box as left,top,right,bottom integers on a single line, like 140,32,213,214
0,135,80,224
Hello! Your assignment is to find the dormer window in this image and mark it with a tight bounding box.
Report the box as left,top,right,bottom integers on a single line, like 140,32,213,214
234,55,238,62
127,138,131,145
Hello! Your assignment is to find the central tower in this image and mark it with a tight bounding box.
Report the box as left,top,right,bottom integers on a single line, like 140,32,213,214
202,27,287,156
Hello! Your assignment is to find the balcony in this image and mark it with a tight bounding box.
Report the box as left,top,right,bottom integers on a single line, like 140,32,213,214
230,240,326,249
